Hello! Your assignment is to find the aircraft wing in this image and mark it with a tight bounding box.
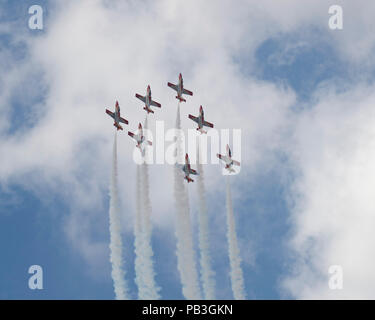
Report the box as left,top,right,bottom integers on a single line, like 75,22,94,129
189,168,198,175
182,88,193,96
128,131,137,140
135,93,146,103
232,159,241,166
119,117,129,124
217,154,230,163
150,100,161,108
168,82,178,91
188,114,199,123
203,120,214,128
106,109,115,119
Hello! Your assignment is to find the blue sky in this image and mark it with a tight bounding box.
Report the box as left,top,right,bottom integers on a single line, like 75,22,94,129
1,0,375,300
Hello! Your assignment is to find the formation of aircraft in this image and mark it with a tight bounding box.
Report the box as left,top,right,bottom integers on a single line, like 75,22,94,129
128,123,152,149
135,85,162,114
105,101,129,130
168,73,193,102
188,105,214,134
217,145,241,173
105,73,240,182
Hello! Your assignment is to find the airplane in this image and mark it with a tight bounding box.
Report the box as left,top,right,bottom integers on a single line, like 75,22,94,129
180,153,199,183
105,100,129,130
135,85,161,114
217,144,241,173
188,105,214,134
128,123,152,149
167,73,193,102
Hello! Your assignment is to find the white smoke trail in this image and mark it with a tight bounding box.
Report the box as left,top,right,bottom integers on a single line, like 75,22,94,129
141,116,152,237
173,103,202,300
139,116,161,299
196,145,216,300
134,117,161,300
134,163,145,298
108,131,130,300
225,176,246,300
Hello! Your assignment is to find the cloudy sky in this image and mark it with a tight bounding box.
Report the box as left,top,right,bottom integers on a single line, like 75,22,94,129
1,0,375,299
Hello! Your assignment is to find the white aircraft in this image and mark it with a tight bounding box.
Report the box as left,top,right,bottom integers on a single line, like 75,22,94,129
128,123,152,149
168,73,193,102
188,105,214,134
217,145,240,173
105,101,129,130
135,85,161,114
180,153,198,183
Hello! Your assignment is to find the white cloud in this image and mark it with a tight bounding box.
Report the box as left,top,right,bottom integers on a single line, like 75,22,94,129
283,84,375,299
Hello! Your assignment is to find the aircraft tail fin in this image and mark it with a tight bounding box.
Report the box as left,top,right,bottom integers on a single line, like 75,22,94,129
144,107,154,114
